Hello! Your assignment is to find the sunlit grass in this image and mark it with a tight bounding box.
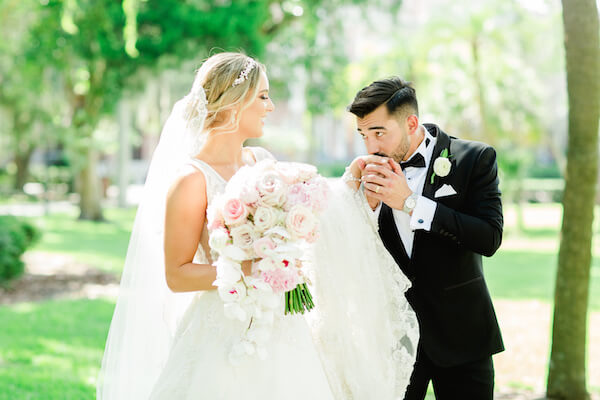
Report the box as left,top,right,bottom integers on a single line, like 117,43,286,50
26,207,137,274
0,298,115,400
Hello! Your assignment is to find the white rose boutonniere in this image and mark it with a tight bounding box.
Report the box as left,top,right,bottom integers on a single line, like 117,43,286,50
431,148,452,184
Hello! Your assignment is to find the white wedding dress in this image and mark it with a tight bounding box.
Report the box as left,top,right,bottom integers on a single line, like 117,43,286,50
148,147,335,399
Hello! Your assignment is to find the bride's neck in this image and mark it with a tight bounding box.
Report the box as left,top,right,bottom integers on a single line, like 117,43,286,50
197,133,247,167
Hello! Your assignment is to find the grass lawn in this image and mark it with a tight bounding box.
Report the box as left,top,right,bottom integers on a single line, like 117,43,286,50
26,207,136,274
1,202,599,399
0,299,114,400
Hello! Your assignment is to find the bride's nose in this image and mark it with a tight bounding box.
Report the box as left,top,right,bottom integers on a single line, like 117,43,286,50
266,98,275,112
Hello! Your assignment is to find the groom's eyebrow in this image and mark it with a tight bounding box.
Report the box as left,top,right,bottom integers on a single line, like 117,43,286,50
357,126,387,132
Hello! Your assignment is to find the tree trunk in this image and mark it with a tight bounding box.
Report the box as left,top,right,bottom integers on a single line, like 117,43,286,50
78,147,104,221
547,0,599,398
117,99,131,208
13,146,33,192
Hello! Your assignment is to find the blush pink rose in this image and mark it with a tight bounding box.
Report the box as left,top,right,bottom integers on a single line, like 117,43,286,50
286,205,318,240
223,198,248,226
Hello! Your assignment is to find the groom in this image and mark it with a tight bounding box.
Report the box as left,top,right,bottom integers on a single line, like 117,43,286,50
346,77,504,399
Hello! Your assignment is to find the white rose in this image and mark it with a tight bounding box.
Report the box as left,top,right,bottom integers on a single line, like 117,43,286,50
433,157,452,177
230,224,258,250
286,205,318,240
208,228,230,252
257,172,287,207
253,206,279,232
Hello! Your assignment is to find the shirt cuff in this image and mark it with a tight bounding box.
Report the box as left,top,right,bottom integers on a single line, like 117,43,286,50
410,196,437,231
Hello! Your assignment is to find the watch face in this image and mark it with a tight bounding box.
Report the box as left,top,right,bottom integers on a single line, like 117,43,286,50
406,197,416,208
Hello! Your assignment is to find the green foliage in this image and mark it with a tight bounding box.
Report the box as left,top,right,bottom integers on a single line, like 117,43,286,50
0,216,40,284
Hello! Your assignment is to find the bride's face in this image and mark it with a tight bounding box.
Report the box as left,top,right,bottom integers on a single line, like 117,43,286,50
238,71,275,138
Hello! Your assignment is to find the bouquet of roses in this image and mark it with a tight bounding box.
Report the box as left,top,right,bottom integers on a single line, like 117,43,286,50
206,159,329,363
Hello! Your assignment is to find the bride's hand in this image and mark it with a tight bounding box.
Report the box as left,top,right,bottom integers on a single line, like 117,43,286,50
241,259,255,276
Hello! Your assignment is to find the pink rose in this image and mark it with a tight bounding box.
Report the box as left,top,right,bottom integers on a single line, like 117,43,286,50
253,237,276,258
261,267,299,293
286,205,318,240
223,198,248,226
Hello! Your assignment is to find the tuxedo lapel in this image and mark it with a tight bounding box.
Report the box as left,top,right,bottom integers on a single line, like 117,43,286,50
422,124,452,200
412,125,453,261
378,203,412,278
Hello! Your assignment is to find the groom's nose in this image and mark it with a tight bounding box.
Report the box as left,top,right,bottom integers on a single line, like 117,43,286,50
365,138,379,155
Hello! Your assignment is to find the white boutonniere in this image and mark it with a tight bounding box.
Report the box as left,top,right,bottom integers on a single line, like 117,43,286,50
430,148,452,184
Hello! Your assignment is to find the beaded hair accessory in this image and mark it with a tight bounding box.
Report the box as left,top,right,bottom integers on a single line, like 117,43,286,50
232,58,257,87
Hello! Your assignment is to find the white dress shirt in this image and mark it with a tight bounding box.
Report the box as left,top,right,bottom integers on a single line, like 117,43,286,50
374,126,438,257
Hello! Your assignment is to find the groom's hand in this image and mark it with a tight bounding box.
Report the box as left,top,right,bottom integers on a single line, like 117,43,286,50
353,156,391,209
362,159,412,211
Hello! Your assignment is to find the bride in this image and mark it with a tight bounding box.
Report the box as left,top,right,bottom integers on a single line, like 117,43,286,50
97,52,418,400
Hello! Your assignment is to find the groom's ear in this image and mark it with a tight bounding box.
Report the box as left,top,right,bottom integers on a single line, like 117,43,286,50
406,114,419,135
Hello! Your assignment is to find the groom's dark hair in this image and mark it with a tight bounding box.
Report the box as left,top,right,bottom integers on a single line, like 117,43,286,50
347,77,418,119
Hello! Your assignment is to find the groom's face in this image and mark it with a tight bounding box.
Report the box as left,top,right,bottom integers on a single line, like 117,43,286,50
356,105,411,163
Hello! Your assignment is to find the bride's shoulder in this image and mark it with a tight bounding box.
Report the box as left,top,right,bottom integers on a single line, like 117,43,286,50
167,166,207,207
245,146,276,162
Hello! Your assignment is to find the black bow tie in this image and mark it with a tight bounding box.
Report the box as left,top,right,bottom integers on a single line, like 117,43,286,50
400,153,426,170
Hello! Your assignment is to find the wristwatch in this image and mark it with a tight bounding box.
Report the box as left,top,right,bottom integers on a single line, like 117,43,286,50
402,192,419,214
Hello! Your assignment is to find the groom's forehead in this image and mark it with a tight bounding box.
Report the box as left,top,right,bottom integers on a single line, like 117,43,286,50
357,115,389,131
356,106,392,130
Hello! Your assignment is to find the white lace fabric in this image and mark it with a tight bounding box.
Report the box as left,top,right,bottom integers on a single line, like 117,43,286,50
306,178,419,399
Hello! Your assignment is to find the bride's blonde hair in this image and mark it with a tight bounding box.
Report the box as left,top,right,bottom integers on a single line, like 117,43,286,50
185,52,266,136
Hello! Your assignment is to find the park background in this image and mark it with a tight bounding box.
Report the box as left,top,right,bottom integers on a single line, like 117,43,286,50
0,0,598,399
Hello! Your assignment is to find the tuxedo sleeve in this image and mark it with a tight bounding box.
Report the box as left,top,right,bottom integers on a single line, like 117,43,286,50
430,146,503,257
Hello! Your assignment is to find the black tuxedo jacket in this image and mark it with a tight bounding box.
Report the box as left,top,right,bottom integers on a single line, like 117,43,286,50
378,123,504,367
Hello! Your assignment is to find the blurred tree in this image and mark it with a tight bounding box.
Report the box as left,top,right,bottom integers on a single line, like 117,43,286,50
0,0,64,191
24,0,301,220
265,0,402,162
547,0,599,398
344,0,565,214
